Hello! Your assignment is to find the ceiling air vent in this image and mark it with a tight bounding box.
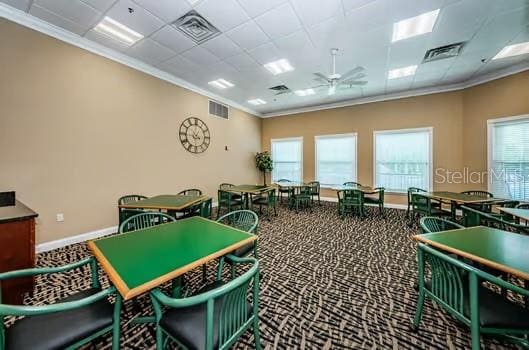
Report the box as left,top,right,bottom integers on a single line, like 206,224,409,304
423,42,466,63
172,10,220,44
209,100,229,119
269,85,290,95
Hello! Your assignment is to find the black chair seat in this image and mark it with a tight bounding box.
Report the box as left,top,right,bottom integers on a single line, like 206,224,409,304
160,281,252,350
231,242,255,258
5,288,114,350
364,197,381,204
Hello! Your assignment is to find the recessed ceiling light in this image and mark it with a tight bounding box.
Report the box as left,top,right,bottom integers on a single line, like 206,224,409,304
94,16,143,45
388,65,418,79
294,89,315,97
493,41,529,60
248,99,267,105
264,59,294,75
208,79,234,89
392,9,440,42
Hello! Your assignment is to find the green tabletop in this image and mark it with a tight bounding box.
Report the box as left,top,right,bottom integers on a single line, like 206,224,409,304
331,185,378,194
226,184,273,194
88,216,256,300
423,191,499,203
414,226,529,280
275,182,306,188
119,194,208,211
498,207,529,222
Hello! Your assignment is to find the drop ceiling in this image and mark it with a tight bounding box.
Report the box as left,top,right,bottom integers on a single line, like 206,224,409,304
1,0,529,117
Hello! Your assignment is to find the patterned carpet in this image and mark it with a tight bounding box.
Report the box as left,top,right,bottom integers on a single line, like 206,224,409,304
13,202,522,349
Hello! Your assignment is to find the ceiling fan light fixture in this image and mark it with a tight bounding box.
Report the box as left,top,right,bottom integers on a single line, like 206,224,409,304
264,59,294,75
388,65,417,79
392,9,440,42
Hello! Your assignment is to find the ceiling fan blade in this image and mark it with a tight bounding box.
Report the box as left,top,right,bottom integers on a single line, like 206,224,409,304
341,80,368,86
339,66,365,81
313,72,330,82
311,84,329,89
340,72,366,83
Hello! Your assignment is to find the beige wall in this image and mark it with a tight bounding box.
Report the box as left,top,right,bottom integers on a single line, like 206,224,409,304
262,72,529,204
0,19,261,243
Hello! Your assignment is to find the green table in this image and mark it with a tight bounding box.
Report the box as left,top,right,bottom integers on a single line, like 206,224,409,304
414,226,529,280
331,184,379,194
225,185,273,208
499,207,529,223
88,216,256,300
118,194,208,211
423,191,502,220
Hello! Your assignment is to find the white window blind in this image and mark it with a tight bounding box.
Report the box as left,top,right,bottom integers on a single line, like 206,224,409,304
488,117,529,201
271,138,303,182
374,128,432,192
315,134,357,187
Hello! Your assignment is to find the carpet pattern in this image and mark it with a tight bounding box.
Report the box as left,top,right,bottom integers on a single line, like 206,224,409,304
9,202,522,349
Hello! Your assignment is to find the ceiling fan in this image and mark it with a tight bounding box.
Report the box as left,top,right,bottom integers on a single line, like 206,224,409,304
312,48,367,95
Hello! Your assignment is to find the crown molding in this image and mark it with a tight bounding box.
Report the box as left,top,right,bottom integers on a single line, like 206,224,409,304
261,61,529,118
0,3,262,118
2,3,528,120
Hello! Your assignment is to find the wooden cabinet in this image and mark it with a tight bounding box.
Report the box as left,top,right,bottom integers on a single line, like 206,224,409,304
0,201,37,304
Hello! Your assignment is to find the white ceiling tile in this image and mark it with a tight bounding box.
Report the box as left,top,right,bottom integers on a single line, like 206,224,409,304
157,55,201,76
389,0,445,22
1,0,30,11
290,0,342,27
200,34,243,59
85,29,130,51
181,45,220,65
195,0,249,31
226,20,269,50
341,0,376,12
307,16,350,50
132,0,191,23
415,57,455,74
255,3,302,40
224,52,260,71
237,0,287,18
151,26,196,54
29,4,86,35
274,30,315,61
345,0,390,33
35,0,100,28
248,42,282,64
389,34,429,67
105,0,165,37
79,0,114,12
127,38,176,65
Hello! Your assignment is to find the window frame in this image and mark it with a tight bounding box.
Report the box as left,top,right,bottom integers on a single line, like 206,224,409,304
373,127,434,193
270,136,304,183
487,114,529,199
314,133,358,188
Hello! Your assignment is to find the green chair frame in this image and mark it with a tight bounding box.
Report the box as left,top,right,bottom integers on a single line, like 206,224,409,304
216,190,244,219
412,243,529,350
460,190,494,212
216,210,259,279
460,205,529,235
178,189,203,196
0,257,122,350
406,187,427,218
337,189,364,218
118,194,148,226
343,181,362,186
276,179,294,203
419,216,464,234
150,255,261,350
251,189,277,218
289,185,312,212
364,187,385,216
219,183,242,201
408,193,450,226
517,203,529,209
119,212,176,233
307,181,321,205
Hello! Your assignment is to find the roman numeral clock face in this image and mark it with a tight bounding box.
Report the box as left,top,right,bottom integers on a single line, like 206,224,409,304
179,117,210,154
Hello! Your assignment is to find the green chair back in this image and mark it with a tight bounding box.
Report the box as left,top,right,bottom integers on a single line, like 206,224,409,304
118,194,148,226
517,203,529,209
150,256,260,350
460,190,493,198
0,258,122,350
410,193,433,216
420,217,464,234
308,181,320,194
343,181,361,187
217,210,258,234
219,183,235,189
178,188,202,196
119,212,176,233
460,205,529,234
407,187,426,209
413,243,529,349
200,198,213,219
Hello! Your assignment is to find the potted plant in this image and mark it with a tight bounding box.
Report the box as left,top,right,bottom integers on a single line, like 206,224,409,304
255,151,273,186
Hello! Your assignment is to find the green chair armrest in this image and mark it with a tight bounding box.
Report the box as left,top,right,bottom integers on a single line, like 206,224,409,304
0,257,95,281
0,286,116,316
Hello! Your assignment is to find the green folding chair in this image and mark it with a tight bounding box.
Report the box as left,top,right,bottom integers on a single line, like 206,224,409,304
119,212,176,233
117,194,148,226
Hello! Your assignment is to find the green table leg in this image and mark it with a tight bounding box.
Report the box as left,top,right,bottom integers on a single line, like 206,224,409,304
450,200,457,221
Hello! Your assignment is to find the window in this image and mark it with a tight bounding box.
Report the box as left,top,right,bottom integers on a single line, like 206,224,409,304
271,137,303,182
374,128,432,192
488,116,529,201
315,134,357,187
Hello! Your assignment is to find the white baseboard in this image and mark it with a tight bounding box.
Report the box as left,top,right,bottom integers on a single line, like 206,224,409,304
36,225,118,253
319,196,407,210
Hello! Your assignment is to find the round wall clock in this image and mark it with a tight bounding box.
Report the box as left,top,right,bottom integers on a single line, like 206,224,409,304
179,117,211,154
